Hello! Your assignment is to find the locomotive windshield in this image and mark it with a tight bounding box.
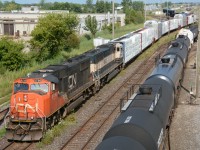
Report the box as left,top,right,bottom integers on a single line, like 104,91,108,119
30,83,49,93
14,83,29,93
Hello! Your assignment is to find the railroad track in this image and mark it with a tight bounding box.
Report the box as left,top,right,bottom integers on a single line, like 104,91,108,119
0,137,33,150
60,44,168,150
0,108,9,125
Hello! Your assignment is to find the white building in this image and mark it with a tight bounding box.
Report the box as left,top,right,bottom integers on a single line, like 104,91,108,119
0,9,125,36
77,12,125,35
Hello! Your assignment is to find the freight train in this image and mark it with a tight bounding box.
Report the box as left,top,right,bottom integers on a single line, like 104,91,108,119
96,25,198,150
5,13,197,141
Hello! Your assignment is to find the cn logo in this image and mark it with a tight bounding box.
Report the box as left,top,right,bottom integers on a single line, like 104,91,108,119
68,73,77,89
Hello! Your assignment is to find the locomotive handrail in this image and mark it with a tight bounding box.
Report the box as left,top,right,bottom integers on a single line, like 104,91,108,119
6,101,46,131
36,107,46,131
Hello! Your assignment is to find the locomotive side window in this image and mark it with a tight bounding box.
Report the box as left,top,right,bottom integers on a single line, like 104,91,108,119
52,83,56,91
14,83,28,93
30,83,49,93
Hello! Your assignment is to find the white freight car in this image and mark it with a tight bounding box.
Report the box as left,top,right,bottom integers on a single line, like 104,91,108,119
112,33,142,65
138,27,156,50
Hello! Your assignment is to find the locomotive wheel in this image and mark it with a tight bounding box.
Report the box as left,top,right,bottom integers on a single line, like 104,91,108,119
61,107,68,118
51,116,56,127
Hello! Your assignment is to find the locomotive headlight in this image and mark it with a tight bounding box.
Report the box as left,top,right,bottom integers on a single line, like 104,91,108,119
24,95,27,102
11,115,14,119
31,116,34,120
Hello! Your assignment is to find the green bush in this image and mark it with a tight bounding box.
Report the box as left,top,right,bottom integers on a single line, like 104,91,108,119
30,13,80,62
0,37,27,71
125,9,144,24
0,63,6,75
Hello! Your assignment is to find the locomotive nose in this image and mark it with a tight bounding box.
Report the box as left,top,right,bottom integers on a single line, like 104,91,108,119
10,92,40,120
15,93,36,102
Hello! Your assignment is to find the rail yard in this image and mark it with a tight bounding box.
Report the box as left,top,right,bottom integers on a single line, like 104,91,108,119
0,2,200,150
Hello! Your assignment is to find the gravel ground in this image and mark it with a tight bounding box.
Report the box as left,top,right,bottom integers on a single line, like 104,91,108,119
170,42,200,150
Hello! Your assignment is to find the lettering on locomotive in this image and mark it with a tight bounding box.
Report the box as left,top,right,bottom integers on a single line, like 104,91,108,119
68,73,77,89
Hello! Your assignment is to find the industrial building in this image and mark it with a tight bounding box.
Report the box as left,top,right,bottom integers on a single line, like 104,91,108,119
0,7,125,37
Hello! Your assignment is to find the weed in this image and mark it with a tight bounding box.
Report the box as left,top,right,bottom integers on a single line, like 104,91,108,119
0,128,6,139
36,113,76,147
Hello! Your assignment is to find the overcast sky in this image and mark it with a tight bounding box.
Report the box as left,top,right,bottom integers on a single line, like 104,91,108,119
2,0,200,4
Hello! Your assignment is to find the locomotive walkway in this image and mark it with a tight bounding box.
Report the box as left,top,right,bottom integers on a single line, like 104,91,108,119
170,38,200,150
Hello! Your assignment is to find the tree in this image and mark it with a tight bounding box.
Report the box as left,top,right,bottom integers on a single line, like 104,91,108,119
84,15,98,38
96,0,105,13
30,13,80,62
121,0,132,12
104,1,111,12
86,0,93,12
40,0,45,7
0,0,3,10
125,9,144,24
4,0,21,11
70,3,83,13
40,2,53,10
162,1,173,8
132,1,144,13
0,37,27,71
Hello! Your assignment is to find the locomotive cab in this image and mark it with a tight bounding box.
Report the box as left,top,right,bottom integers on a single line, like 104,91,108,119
114,43,123,61
5,77,64,141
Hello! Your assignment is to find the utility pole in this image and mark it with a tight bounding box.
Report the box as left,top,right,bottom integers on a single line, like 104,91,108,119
167,0,168,18
104,0,106,25
144,0,146,22
112,0,114,39
195,8,200,98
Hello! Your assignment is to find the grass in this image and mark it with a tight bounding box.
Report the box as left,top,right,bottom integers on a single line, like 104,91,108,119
0,23,144,105
0,127,6,139
36,113,76,148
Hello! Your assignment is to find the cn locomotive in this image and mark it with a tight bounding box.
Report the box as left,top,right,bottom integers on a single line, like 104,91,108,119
96,25,198,150
5,13,197,141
